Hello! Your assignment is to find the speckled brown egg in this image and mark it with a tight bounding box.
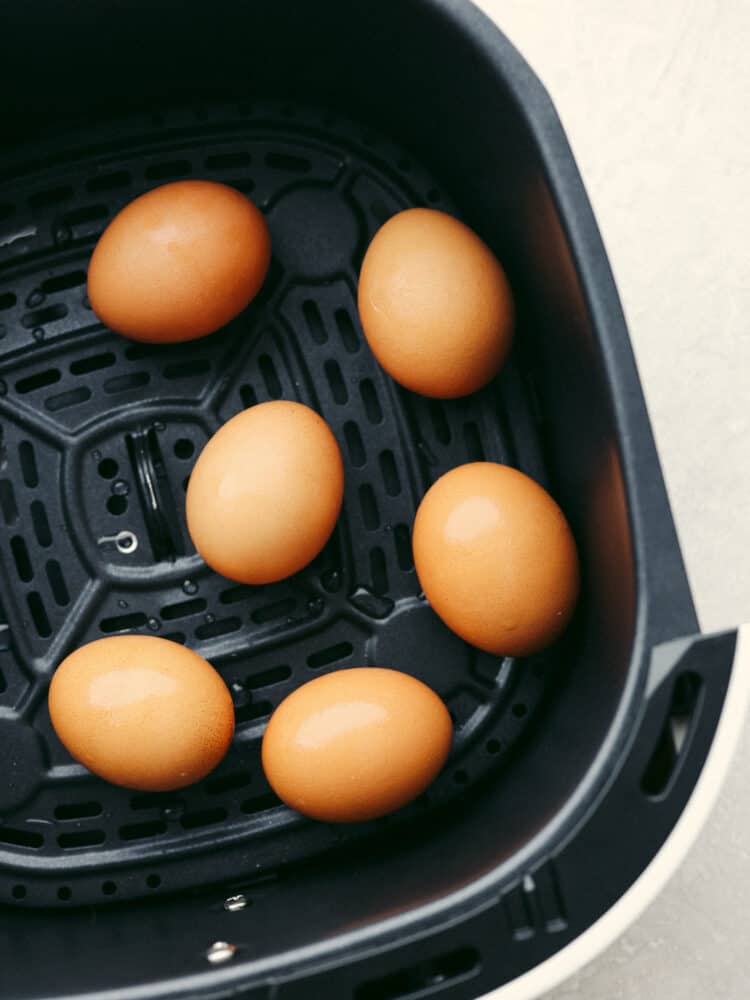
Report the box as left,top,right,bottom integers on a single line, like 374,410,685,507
357,208,514,398
186,401,344,584
48,635,235,791
261,668,452,823
88,180,270,343
413,463,579,656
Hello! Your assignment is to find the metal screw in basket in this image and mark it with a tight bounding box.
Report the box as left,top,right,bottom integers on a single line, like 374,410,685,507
205,941,237,965
223,894,248,912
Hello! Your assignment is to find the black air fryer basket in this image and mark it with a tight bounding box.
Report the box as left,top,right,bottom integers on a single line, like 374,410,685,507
0,2,745,999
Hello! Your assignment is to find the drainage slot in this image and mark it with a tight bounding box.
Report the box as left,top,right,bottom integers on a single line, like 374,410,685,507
161,598,206,621
220,584,253,606
70,351,115,375
180,807,227,830
43,271,87,295
206,151,252,170
54,801,102,821
360,379,383,423
11,536,33,581
641,671,703,797
100,612,147,634
19,441,39,488
307,642,353,670
370,547,388,594
429,401,451,444
464,422,485,461
46,560,70,606
244,664,291,690
394,524,413,571
21,304,67,329
236,700,272,724
240,793,280,814
359,483,380,530
206,770,251,795
104,372,149,394
87,170,131,193
29,186,73,209
355,947,480,1000
259,354,282,398
62,204,108,228
195,617,241,640
379,451,401,496
57,829,105,849
145,159,191,181
335,308,359,353
16,369,60,394
27,592,51,637
251,598,295,624
325,359,347,404
303,300,327,344
0,481,17,525
240,384,257,408
163,359,209,381
344,421,366,467
46,387,91,411
0,827,43,848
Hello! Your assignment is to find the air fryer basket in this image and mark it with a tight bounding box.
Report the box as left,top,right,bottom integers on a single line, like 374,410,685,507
0,2,741,999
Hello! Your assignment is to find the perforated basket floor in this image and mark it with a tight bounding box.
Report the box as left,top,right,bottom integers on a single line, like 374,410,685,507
0,101,557,907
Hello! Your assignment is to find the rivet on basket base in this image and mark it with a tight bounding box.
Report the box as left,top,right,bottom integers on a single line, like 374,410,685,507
224,894,248,912
206,941,238,964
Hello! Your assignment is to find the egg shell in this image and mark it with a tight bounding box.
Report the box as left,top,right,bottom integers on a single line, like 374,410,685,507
186,400,344,584
48,635,234,791
413,462,579,656
88,180,270,343
357,208,514,398
261,668,453,823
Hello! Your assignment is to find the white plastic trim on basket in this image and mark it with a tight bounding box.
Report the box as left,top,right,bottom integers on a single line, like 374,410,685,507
481,623,750,1000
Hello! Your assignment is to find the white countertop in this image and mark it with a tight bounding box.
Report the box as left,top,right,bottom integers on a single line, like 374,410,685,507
475,2,750,997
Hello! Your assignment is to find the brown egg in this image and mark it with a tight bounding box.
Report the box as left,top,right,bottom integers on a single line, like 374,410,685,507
262,668,452,823
88,180,270,343
357,208,514,398
48,636,234,791
186,401,344,584
413,463,579,656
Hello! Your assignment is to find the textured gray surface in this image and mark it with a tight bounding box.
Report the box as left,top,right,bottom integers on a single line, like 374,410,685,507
475,1,750,996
